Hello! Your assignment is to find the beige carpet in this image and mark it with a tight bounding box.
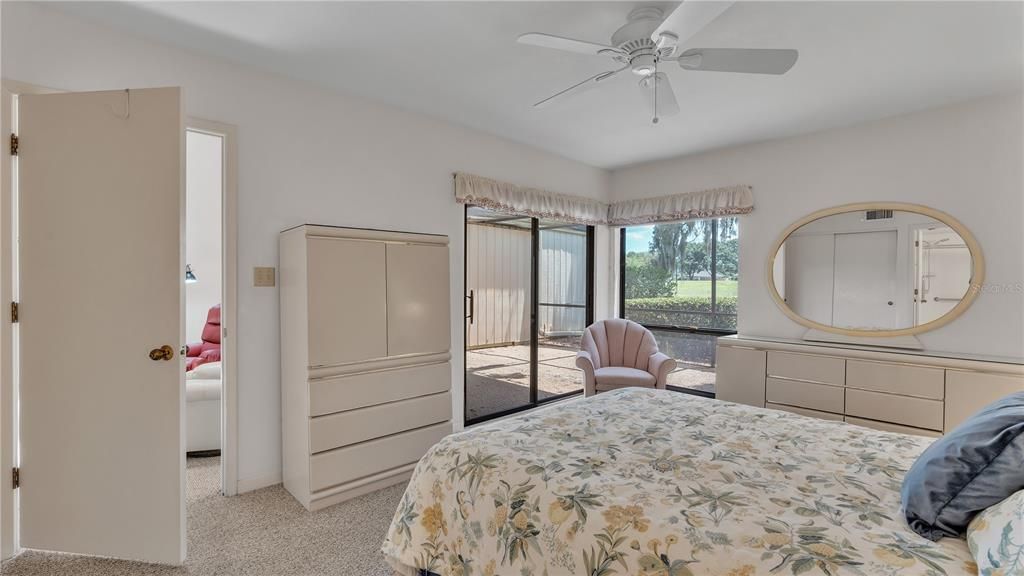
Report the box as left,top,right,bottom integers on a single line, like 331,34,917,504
1,456,403,575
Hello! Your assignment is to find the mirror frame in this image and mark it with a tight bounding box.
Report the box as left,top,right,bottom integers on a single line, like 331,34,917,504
767,202,985,338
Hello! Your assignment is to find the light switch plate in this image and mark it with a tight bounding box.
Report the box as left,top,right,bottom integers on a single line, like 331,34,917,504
253,267,276,287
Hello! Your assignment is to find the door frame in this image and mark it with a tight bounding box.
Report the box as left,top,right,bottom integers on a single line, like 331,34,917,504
462,205,595,426
0,81,241,560
0,79,56,561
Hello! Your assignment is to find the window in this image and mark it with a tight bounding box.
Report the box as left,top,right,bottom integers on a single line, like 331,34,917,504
619,217,739,395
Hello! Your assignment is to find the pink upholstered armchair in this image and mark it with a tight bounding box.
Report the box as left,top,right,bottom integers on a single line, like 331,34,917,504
576,319,676,397
186,304,221,372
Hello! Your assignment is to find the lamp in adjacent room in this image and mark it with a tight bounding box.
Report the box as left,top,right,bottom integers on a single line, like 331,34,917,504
185,264,198,284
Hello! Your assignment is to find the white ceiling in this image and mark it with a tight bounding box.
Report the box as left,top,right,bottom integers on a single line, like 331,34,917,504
54,1,1023,169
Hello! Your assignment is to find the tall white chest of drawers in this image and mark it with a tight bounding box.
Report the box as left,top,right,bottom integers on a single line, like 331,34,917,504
280,225,452,511
717,335,1024,437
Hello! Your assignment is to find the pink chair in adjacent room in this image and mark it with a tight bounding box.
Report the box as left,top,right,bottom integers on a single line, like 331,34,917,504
576,319,676,397
186,304,221,372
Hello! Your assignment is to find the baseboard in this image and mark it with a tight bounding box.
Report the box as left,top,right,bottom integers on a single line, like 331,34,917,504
236,471,283,494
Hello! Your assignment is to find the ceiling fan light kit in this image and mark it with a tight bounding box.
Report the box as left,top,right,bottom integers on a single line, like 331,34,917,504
517,2,799,125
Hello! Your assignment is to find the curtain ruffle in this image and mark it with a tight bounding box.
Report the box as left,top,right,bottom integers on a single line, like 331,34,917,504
454,172,608,226
454,173,753,226
607,185,754,225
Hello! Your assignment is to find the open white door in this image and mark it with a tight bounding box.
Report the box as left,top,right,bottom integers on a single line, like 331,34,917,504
17,88,185,564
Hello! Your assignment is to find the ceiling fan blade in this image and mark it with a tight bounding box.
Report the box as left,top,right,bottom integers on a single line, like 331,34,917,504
534,66,628,108
517,33,623,57
676,48,799,74
651,1,735,50
639,73,680,120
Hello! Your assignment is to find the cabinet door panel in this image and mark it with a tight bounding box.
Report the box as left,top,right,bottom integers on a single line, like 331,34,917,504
387,244,451,356
716,345,766,407
307,238,388,366
945,371,1024,432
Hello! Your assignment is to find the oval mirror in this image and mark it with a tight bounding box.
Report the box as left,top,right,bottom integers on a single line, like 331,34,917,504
768,203,984,337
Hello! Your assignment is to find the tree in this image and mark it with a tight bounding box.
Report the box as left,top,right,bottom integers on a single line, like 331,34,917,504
682,243,709,280
624,252,676,298
649,221,700,279
716,237,739,280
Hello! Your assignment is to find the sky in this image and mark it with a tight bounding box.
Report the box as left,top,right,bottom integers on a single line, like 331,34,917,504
625,225,655,254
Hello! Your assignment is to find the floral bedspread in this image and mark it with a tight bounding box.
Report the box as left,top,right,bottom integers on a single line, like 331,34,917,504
382,388,976,576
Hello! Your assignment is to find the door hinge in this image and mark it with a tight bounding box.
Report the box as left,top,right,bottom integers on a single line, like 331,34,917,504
12,467,19,489
10,301,18,323
9,133,17,156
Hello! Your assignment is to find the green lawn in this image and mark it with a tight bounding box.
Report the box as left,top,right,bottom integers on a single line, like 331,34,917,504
676,279,738,298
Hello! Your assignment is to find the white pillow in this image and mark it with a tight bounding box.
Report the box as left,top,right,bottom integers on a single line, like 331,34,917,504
967,488,1024,575
186,361,221,380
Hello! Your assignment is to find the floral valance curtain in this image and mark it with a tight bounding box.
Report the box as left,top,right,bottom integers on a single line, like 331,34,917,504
453,172,608,226
606,185,754,226
454,173,753,226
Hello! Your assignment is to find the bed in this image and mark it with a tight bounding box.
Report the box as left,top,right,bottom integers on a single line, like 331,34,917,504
382,388,976,576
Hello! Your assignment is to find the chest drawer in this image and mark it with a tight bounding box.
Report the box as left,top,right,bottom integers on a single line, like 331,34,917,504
845,388,943,431
767,351,845,385
309,391,451,454
309,361,450,417
846,360,944,399
767,402,844,421
766,377,844,413
310,421,450,493
844,416,941,438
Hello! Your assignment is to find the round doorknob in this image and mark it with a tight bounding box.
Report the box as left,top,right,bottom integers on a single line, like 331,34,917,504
887,301,894,306
149,345,175,361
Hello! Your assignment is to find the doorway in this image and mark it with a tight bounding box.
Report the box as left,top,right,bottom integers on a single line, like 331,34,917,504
184,126,232,498
463,206,594,424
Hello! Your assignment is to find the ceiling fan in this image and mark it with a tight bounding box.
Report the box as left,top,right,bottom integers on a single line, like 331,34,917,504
518,2,798,123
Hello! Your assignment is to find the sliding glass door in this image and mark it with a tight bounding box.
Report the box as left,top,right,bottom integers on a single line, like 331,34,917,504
464,207,593,424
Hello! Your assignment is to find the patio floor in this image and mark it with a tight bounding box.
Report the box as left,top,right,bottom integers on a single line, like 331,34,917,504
465,342,716,421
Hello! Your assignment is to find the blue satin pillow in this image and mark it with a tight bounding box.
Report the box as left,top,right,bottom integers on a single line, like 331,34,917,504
901,391,1024,541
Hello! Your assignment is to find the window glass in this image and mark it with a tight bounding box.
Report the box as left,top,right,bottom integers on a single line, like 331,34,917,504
621,217,739,395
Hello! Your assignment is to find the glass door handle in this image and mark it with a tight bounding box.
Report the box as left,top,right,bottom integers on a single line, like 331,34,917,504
465,290,474,324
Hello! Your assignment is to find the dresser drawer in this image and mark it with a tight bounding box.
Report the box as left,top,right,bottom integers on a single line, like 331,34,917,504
845,388,943,431
766,377,844,413
846,360,944,399
309,391,451,453
310,421,450,493
767,351,845,385
766,402,844,421
309,361,450,417
844,416,941,438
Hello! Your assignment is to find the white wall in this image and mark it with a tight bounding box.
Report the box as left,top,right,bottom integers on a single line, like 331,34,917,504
185,131,222,344
612,92,1024,358
1,2,611,490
